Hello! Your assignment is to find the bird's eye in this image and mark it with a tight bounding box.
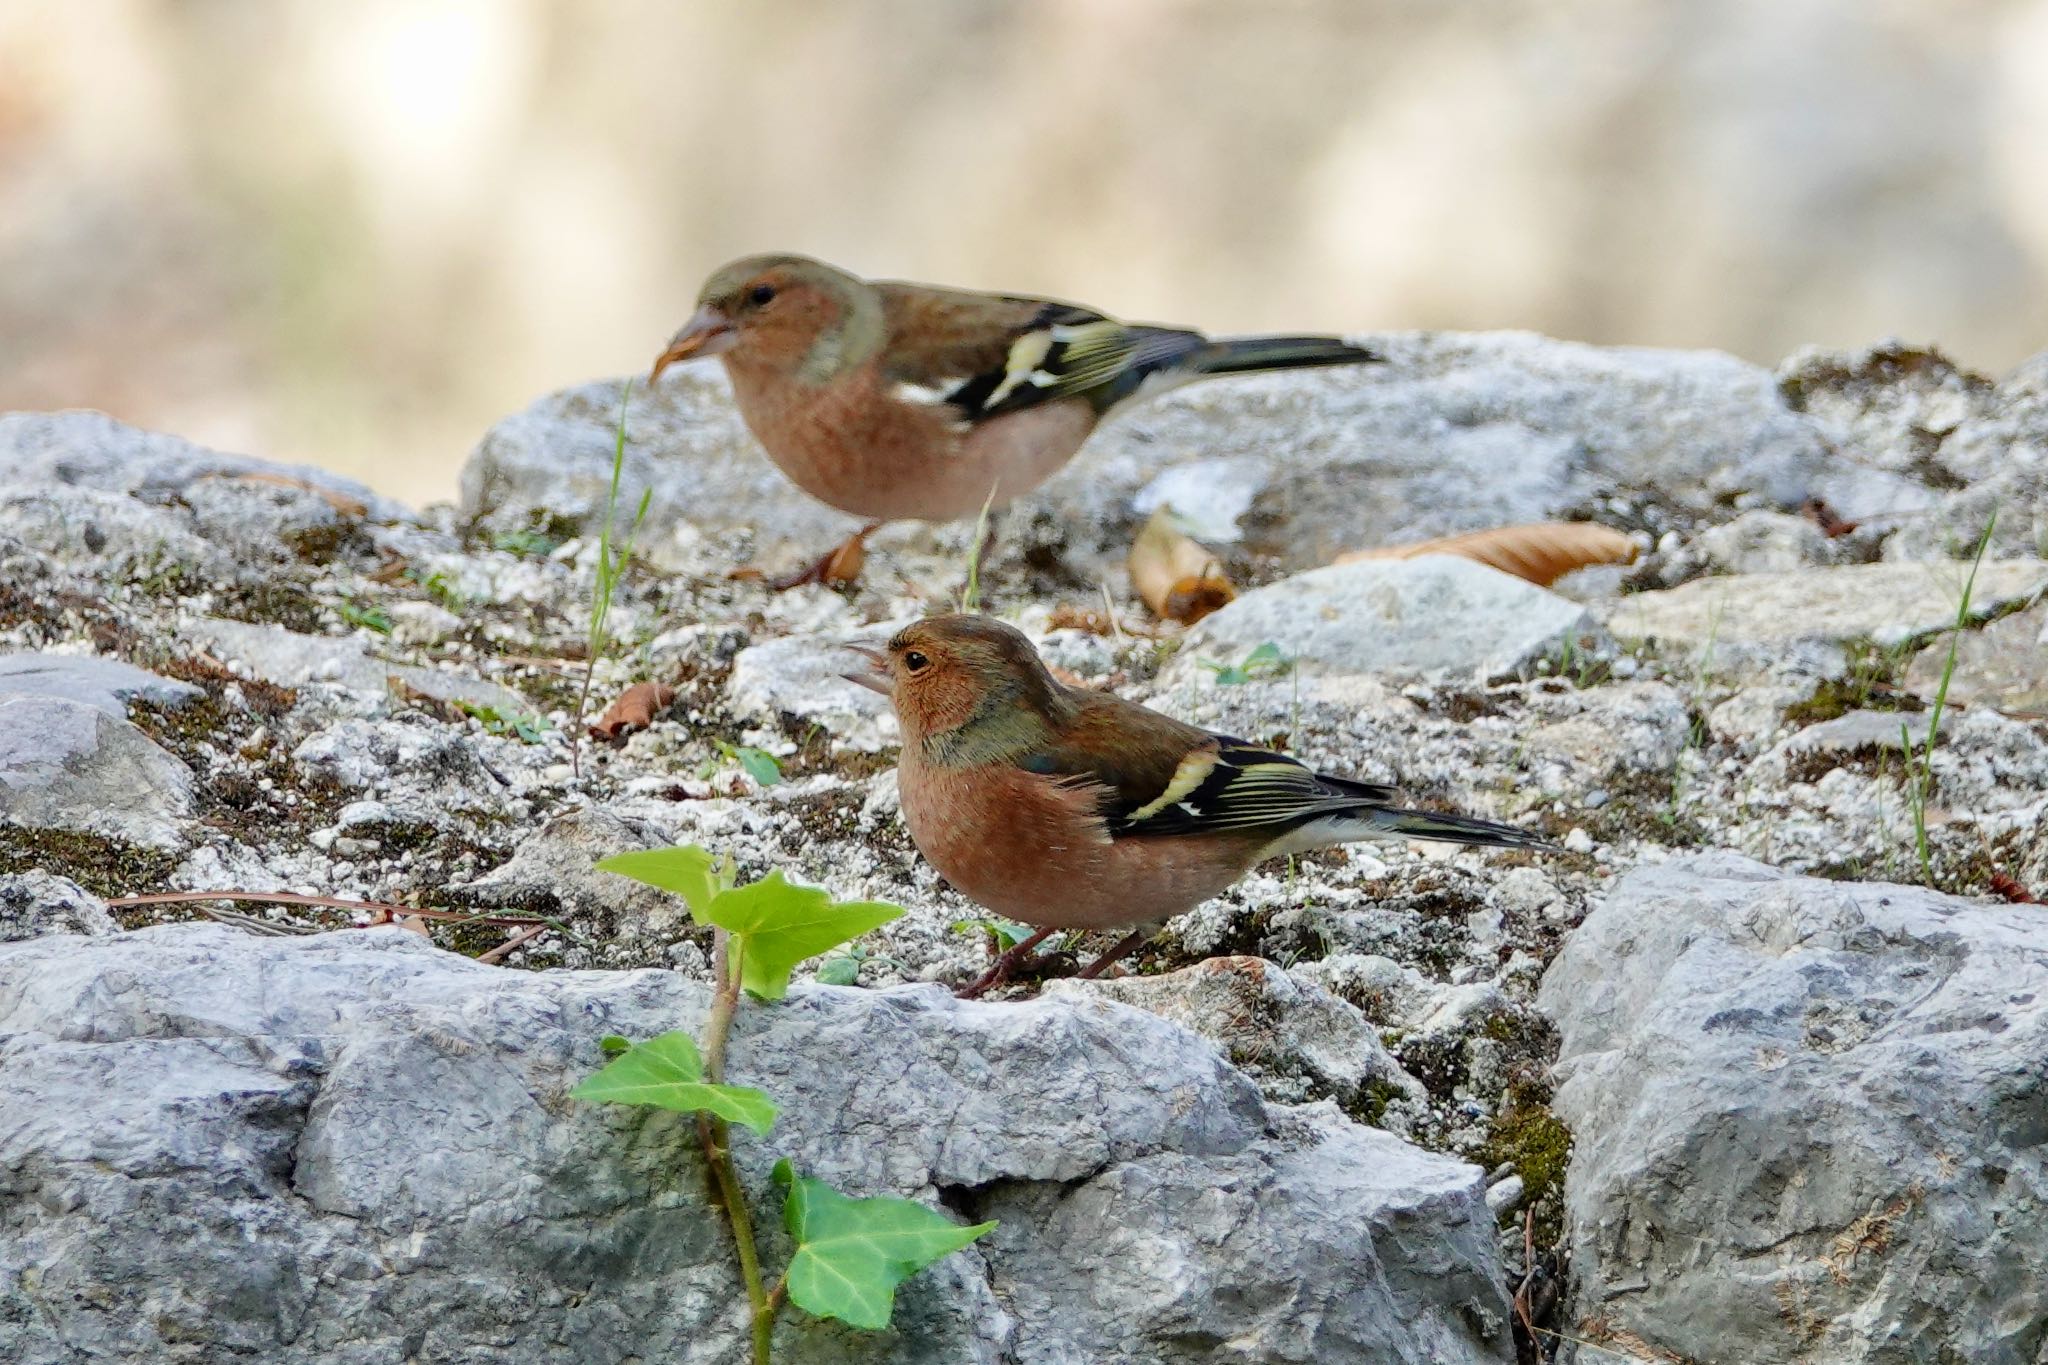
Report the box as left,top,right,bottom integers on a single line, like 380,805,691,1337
903,650,930,672
748,283,777,307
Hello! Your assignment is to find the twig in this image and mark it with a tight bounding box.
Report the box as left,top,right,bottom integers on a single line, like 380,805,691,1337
197,905,316,936
1513,1206,1537,1338
694,930,776,1364
104,891,584,944
476,921,552,965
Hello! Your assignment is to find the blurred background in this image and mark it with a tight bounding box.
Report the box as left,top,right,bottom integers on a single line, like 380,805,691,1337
4,0,2047,506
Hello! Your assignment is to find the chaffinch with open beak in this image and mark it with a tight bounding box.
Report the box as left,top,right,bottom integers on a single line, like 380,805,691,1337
650,254,1381,586
844,615,1557,997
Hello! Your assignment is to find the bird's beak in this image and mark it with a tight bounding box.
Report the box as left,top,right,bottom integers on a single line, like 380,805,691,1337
840,642,892,696
649,306,736,383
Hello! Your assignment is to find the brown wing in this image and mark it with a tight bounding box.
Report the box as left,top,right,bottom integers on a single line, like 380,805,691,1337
1014,690,1404,841
874,280,1174,419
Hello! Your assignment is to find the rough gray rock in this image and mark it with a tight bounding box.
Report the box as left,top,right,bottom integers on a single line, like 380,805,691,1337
0,696,193,848
1051,956,1423,1112
0,924,1512,1365
1649,508,1838,585
442,805,689,966
1607,559,2048,673
1539,853,2048,1363
0,872,116,942
1877,351,2048,563
0,653,202,717
1903,599,2048,715
981,1102,1507,1365
290,716,505,805
0,410,406,520
0,413,413,593
726,627,902,753
181,616,532,713
1167,556,1604,685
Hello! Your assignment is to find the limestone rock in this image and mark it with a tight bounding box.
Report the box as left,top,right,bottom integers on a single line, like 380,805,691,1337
1051,956,1423,1111
0,924,1513,1364
0,696,194,848
0,872,117,942
1167,556,1604,685
1607,560,2048,677
1539,853,2048,1363
180,617,531,714
0,653,202,717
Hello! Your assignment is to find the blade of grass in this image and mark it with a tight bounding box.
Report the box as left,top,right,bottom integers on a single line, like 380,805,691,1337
572,381,653,776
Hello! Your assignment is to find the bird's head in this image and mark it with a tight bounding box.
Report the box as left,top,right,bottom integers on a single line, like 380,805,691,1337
843,615,1069,760
650,253,877,384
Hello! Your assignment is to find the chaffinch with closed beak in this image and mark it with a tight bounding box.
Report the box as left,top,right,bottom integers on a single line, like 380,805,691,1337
844,615,1557,997
650,254,1381,586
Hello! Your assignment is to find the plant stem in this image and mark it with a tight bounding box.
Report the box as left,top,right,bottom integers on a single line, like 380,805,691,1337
1911,512,1996,883
696,929,776,1364
572,380,649,777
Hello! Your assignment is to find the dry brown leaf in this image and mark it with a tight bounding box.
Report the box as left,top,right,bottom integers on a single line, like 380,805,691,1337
1336,522,1637,587
1989,873,2042,904
1799,496,1860,538
1129,507,1236,623
364,906,434,940
589,681,677,740
203,470,369,519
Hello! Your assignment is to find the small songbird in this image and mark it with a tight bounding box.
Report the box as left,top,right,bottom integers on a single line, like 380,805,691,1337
843,615,1557,997
650,254,1381,586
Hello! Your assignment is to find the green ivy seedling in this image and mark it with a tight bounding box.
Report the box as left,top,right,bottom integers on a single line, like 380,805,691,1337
1200,640,1291,686
338,599,393,635
572,1032,777,1134
772,1159,996,1329
949,915,1042,953
577,846,993,1363
717,740,785,787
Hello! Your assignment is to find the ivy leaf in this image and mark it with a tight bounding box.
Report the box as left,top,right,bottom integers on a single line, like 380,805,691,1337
949,916,1039,952
772,1160,996,1330
569,1030,778,1135
597,846,729,918
696,872,901,1001
722,743,784,787
814,953,863,987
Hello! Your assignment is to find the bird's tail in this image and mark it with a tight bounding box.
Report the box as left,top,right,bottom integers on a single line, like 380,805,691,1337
1190,334,1383,377
1278,804,1559,855
1371,806,1559,851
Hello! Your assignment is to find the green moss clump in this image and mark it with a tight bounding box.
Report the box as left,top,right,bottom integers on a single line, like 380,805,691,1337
0,828,180,905
1480,1098,1575,1244
1783,641,1922,726
1347,1077,1408,1127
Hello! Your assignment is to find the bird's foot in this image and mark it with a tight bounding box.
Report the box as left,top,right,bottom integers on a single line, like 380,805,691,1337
730,523,882,591
954,926,1057,999
1072,929,1152,982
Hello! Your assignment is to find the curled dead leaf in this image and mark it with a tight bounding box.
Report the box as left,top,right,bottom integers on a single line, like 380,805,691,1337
1129,507,1236,624
1799,496,1860,538
590,681,677,740
1336,522,1638,587
1989,873,2041,905
364,906,434,940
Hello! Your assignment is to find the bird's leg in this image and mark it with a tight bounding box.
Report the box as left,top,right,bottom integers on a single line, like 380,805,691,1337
749,522,883,591
954,926,1057,1000
1072,929,1152,982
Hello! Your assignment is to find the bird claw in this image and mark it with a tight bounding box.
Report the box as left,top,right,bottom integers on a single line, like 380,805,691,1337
954,926,1057,999
730,524,881,592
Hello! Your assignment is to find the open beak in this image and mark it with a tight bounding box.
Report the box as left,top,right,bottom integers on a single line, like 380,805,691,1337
649,306,736,383
840,642,892,696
